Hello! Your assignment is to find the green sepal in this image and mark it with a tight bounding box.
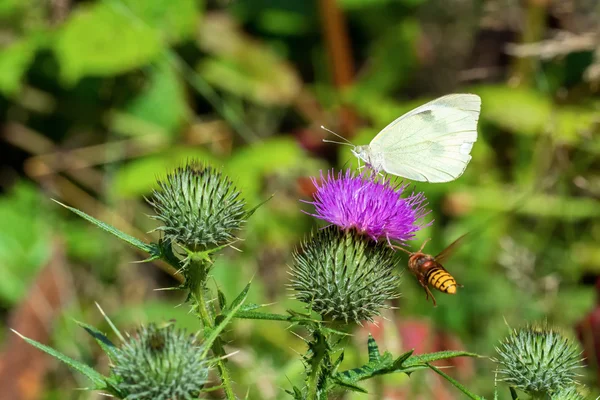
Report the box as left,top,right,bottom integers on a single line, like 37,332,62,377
73,319,118,360
510,387,519,400
153,238,183,269
427,363,484,400
53,199,156,255
12,330,108,389
182,241,233,264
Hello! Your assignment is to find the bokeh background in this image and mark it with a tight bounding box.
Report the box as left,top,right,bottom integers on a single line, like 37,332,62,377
1,0,600,399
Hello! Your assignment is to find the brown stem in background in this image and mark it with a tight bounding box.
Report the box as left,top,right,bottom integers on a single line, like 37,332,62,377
509,0,549,86
318,0,358,136
1,123,184,282
50,0,71,25
0,240,71,400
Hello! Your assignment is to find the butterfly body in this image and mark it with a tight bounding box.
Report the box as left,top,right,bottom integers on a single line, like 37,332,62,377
351,93,481,183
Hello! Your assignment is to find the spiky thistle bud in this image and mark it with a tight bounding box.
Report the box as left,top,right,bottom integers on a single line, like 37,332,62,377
148,162,246,250
289,226,401,323
551,386,587,400
494,325,584,397
111,324,210,400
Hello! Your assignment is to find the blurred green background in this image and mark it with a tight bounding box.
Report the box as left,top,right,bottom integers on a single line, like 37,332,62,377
1,0,599,399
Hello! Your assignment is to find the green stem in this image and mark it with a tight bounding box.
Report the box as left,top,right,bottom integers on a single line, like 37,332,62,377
188,257,237,400
306,331,328,400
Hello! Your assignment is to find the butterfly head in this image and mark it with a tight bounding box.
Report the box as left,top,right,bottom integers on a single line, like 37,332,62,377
351,145,370,163
352,145,384,172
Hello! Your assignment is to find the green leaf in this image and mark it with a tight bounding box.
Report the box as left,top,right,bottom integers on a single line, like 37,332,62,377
510,387,519,400
226,282,251,313
245,194,274,219
402,350,480,368
0,35,40,96
112,55,190,138
428,363,484,400
332,377,368,393
0,182,52,305
477,85,551,135
225,136,310,202
53,2,162,84
217,289,227,310
232,310,291,321
334,336,479,391
52,199,156,254
12,330,108,388
390,350,415,369
95,302,126,343
197,14,301,105
203,282,250,356
366,334,381,362
450,187,600,221
73,319,119,359
106,0,200,44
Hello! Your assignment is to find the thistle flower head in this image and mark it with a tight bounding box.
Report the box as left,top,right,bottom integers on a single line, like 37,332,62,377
494,325,584,397
111,324,209,400
148,162,246,250
551,386,586,400
289,226,401,323
305,169,430,244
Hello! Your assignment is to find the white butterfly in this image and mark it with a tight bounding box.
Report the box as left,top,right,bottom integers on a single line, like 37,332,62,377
325,94,481,183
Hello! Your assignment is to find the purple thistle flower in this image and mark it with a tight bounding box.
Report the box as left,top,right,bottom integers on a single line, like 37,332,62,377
304,169,431,244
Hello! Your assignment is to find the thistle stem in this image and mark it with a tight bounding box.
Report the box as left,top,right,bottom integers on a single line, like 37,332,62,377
306,330,329,400
188,257,237,400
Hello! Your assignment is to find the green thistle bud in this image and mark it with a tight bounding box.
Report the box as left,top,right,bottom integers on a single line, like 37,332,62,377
148,162,246,250
111,324,209,400
494,325,584,397
551,386,586,400
289,226,401,323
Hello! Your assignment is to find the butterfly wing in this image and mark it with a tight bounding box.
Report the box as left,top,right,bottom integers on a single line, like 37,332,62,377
369,94,481,182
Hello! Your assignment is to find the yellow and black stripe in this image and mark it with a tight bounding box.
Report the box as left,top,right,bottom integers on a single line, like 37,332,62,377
426,267,457,294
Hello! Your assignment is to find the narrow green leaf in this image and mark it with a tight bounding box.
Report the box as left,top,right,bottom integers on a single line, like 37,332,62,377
203,283,250,357
95,302,125,343
367,335,381,362
320,326,353,336
73,319,118,359
245,194,274,219
217,289,227,310
227,282,251,313
427,363,484,400
332,352,345,372
391,350,414,369
332,377,368,393
232,310,291,321
403,350,480,367
12,330,107,388
52,200,155,254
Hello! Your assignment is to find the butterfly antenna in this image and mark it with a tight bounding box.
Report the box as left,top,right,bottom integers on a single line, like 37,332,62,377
320,125,354,146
